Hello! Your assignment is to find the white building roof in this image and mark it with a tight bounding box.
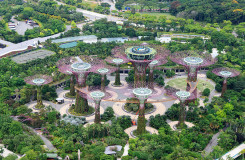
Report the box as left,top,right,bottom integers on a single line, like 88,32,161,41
52,35,98,43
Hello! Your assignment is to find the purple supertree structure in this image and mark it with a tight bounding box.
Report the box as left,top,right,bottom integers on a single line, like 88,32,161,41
25,75,53,109
170,51,216,98
70,56,101,114
212,67,240,97
166,88,197,129
57,57,77,97
77,88,111,124
105,55,129,86
110,43,170,88
148,59,168,90
90,63,117,92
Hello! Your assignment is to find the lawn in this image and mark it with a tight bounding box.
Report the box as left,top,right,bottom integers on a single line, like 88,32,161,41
139,12,176,19
167,78,214,92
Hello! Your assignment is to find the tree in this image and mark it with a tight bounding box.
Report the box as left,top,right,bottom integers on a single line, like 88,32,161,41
125,28,136,37
165,70,175,78
99,154,114,160
215,83,222,92
9,121,23,136
47,111,57,123
202,88,210,97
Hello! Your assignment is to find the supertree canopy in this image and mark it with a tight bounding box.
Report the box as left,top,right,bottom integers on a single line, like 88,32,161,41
110,43,170,88
90,63,117,92
90,91,105,124
212,67,240,97
133,87,152,135
105,56,129,86
57,57,77,97
170,51,216,99
171,51,216,82
25,74,52,109
166,88,196,129
70,56,102,114
148,59,168,90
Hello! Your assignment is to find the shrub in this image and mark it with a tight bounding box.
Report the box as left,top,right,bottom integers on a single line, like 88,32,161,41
165,70,175,78
101,107,114,121
202,88,211,96
215,83,222,92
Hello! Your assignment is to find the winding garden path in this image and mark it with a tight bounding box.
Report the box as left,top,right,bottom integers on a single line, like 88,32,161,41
124,126,158,139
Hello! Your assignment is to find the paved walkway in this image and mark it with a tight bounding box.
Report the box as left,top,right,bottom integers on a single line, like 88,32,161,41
27,126,56,151
167,120,195,131
204,131,221,155
124,126,158,138
27,102,51,112
112,98,166,120
0,144,21,158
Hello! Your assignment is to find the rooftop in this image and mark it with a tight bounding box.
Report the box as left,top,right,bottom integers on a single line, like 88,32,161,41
52,35,97,43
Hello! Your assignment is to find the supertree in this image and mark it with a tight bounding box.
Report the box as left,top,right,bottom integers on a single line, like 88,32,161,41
57,57,77,97
148,59,168,90
106,55,129,86
78,88,111,124
170,51,216,98
90,63,117,92
25,74,52,109
212,67,240,97
133,87,152,135
90,91,105,123
61,56,101,114
166,88,196,129
110,43,170,88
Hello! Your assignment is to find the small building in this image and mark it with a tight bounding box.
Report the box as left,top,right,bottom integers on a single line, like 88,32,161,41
100,37,128,43
156,36,171,43
104,145,122,155
52,35,98,44
45,153,59,160
56,98,64,104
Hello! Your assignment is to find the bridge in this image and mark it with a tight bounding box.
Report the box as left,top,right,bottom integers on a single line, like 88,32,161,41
74,79,199,104
217,143,245,160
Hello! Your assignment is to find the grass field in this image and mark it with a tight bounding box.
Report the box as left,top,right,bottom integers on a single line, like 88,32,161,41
167,78,214,92
139,12,176,19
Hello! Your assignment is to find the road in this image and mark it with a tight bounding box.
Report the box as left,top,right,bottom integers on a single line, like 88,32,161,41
55,0,124,22
102,0,116,12
0,25,71,56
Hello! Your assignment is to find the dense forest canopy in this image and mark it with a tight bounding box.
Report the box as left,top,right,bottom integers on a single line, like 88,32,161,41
170,0,245,24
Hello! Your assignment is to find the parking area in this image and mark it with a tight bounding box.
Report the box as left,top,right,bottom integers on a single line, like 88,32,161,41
9,17,39,35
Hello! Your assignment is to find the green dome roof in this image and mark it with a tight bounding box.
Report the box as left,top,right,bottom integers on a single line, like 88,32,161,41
126,46,156,61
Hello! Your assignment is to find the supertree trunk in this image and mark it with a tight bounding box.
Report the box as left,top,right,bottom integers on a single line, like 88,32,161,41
94,101,101,124
114,65,121,86
149,68,154,90
101,75,105,92
134,70,140,88
221,79,227,97
70,75,76,96
75,75,89,113
75,90,83,113
36,86,43,108
137,100,146,135
178,101,186,128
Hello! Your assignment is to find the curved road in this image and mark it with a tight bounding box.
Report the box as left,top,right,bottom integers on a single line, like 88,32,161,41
55,1,124,22
0,25,71,56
